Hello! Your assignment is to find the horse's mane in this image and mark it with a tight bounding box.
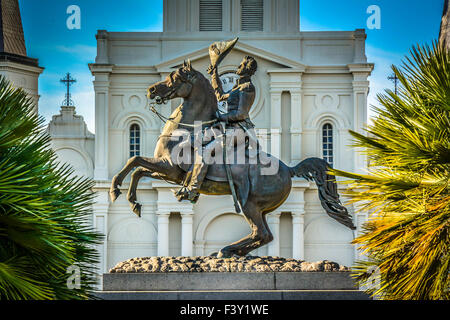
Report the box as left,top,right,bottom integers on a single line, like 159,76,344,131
194,69,218,111
181,65,218,111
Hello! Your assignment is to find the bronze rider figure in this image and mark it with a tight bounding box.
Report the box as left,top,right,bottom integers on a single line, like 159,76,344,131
175,42,258,203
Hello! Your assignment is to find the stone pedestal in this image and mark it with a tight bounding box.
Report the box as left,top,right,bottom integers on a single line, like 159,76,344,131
97,272,369,300
95,256,370,300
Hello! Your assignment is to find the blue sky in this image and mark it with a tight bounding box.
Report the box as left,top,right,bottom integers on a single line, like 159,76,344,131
19,0,444,132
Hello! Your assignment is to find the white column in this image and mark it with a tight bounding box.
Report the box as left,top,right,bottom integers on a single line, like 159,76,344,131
94,90,109,180
92,188,109,289
181,210,194,256
348,64,373,174
291,211,305,260
93,203,108,273
157,212,170,256
90,64,113,181
92,32,111,181
290,87,302,165
270,89,282,125
270,89,282,159
353,86,368,174
267,212,281,256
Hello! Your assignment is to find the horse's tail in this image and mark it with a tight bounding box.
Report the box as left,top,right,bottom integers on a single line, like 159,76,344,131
289,157,356,230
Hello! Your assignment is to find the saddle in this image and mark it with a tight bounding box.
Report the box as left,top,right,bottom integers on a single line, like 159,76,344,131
174,124,260,211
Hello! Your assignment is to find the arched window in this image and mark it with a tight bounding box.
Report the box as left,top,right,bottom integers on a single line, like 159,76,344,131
322,123,333,167
130,124,140,158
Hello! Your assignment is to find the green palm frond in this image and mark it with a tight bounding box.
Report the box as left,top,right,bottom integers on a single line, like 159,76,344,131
332,41,450,300
0,76,103,300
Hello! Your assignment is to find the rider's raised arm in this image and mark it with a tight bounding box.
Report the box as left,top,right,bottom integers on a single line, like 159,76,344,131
210,67,230,102
220,85,255,123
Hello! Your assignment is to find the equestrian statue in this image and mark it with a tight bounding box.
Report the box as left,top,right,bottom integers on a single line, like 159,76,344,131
110,38,355,258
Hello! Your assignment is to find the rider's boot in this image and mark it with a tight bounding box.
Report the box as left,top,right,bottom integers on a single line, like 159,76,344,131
174,167,193,201
175,162,208,203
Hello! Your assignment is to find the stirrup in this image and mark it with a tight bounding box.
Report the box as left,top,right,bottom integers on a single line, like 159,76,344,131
174,186,200,203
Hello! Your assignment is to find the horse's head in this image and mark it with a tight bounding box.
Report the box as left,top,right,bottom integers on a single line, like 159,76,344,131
148,60,199,104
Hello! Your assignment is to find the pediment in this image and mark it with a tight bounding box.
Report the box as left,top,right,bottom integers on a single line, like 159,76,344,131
47,106,94,139
155,41,306,72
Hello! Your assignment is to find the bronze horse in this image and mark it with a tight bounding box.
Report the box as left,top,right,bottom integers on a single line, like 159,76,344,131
110,61,355,258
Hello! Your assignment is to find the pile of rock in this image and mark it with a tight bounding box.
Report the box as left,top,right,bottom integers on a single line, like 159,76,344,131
109,256,350,273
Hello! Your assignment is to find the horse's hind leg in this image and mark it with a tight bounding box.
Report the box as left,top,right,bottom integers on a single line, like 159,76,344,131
217,201,273,258
127,167,153,217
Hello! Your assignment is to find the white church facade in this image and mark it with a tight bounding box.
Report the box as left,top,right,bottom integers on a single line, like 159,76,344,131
47,0,374,274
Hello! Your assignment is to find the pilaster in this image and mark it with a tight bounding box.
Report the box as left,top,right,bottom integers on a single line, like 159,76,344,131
91,31,112,181
91,66,113,181
267,211,281,256
281,179,308,259
291,211,305,260
181,209,194,256
153,181,195,257
157,212,170,256
268,69,304,162
269,89,282,159
348,63,373,174
290,87,302,165
92,189,109,277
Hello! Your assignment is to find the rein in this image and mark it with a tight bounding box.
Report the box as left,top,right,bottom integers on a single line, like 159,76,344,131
148,100,218,129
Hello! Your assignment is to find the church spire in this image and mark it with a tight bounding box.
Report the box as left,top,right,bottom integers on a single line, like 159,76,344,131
0,0,27,56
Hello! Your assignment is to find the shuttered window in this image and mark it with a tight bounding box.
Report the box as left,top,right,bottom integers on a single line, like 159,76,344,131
199,0,223,31
241,0,264,31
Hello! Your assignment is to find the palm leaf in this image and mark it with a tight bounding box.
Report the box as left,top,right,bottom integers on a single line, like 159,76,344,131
333,41,450,300
0,76,103,300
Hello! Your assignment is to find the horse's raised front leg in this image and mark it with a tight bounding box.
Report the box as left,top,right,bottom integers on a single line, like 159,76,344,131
127,167,153,217
110,156,181,202
217,200,273,258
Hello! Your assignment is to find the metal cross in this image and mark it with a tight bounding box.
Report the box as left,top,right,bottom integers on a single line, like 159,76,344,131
60,72,77,106
388,73,399,95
